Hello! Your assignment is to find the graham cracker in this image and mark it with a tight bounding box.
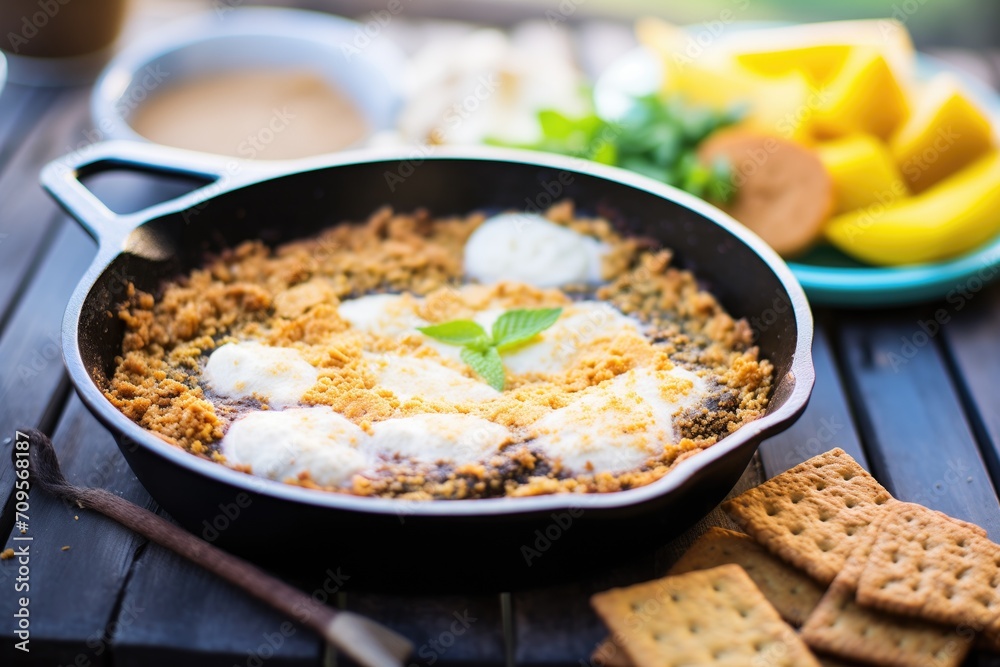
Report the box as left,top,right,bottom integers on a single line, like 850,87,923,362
855,501,1000,638
722,448,892,585
591,636,865,667
668,526,825,626
801,508,972,667
590,564,821,667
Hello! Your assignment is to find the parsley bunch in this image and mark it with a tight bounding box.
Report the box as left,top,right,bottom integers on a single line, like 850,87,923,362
492,94,744,204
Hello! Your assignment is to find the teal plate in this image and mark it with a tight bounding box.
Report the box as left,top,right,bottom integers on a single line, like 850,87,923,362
595,42,1000,307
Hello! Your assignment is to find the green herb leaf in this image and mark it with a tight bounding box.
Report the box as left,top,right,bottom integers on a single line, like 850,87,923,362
488,91,744,203
492,308,563,351
417,320,490,347
416,308,564,391
461,346,506,391
706,157,736,204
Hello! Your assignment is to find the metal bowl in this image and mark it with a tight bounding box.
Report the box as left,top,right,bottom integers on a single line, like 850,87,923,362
42,141,814,591
90,7,405,151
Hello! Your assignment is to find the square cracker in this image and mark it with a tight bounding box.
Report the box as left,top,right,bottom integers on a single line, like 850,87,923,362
722,448,892,585
855,501,1000,637
591,644,869,667
590,564,821,667
668,526,825,626
801,508,972,667
590,639,862,667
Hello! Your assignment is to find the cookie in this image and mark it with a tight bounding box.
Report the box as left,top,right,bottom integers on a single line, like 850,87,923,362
722,448,892,584
698,130,835,257
668,526,825,626
590,564,821,667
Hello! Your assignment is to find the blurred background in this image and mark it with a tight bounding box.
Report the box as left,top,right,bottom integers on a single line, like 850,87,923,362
246,0,994,47
136,0,999,49
2,0,995,288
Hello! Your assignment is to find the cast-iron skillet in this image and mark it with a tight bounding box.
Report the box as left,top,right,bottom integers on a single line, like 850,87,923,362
42,141,814,591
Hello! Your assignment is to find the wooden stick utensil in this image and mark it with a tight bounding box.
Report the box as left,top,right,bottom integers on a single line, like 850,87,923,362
20,428,413,667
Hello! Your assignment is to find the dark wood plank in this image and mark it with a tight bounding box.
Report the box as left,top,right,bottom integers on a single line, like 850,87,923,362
0,397,153,666
0,82,90,665
112,531,322,667
835,313,1000,539
940,283,1000,491
512,555,654,666
344,594,505,667
0,82,113,660
0,216,98,552
0,87,89,327
0,84,50,176
0,219,96,438
758,325,868,477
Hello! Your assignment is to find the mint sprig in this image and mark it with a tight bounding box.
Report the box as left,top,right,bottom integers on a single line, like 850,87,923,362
418,307,563,390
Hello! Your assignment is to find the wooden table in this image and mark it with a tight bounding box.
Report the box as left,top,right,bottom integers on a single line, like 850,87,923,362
2,22,1000,666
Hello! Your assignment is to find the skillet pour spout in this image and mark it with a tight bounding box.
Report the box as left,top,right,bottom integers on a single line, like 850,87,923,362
41,141,814,592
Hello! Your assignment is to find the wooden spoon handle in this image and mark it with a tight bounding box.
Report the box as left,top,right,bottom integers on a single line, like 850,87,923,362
22,426,411,667
79,489,413,666
78,487,339,632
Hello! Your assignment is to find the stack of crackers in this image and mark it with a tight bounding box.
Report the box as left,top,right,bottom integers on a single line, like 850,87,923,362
589,448,997,666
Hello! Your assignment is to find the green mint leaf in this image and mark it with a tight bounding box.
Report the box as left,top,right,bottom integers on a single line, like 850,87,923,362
417,308,563,391
417,320,490,347
461,346,506,391
491,308,563,351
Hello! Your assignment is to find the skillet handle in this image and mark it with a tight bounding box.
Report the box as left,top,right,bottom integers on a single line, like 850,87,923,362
40,140,259,248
